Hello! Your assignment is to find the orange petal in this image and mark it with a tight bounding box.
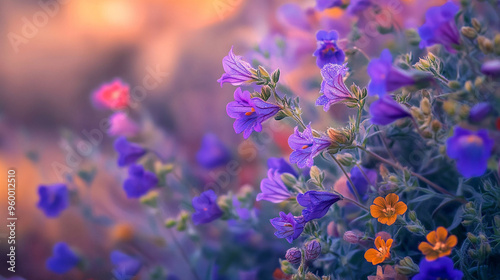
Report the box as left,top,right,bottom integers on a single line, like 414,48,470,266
439,249,452,258
386,215,397,226
385,193,399,206
371,255,385,265
418,242,434,255
364,248,379,263
370,205,384,218
394,201,407,215
436,227,448,242
446,235,458,248
424,252,440,261
374,236,384,249
426,231,437,245
386,238,393,250
373,197,386,208
378,216,389,225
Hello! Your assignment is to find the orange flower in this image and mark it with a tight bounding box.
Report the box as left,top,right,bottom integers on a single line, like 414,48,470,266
370,193,407,225
418,226,457,261
364,236,393,265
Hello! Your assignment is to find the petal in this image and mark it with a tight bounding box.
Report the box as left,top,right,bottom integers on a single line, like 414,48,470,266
418,242,434,255
385,239,393,250
373,197,386,208
385,193,399,206
374,236,384,249
378,216,389,224
386,215,397,226
364,248,379,263
439,249,452,258
424,252,440,261
394,201,407,215
446,235,458,248
426,231,437,245
370,205,384,218
436,226,448,242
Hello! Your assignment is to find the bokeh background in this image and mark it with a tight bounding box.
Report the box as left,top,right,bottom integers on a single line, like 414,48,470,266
0,0,448,279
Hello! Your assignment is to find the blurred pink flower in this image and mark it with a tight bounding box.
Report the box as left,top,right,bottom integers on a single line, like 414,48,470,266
108,112,139,137
92,79,130,110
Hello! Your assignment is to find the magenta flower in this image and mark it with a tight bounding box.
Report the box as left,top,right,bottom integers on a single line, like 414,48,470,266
313,30,345,69
367,49,415,96
257,169,292,203
192,190,223,225
270,212,305,243
226,88,280,139
91,78,130,110
217,47,258,87
418,2,460,52
446,126,493,178
108,112,139,137
316,63,356,111
296,191,341,222
288,125,331,168
369,95,411,125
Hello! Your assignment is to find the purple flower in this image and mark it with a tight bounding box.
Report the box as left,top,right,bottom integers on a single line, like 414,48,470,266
111,250,142,280
367,49,415,96
108,112,139,137
316,0,343,11
257,169,292,203
369,95,411,125
481,60,500,76
285,247,302,264
316,63,356,111
413,257,463,280
217,47,258,87
192,190,223,225
418,2,460,52
270,212,305,243
46,242,80,274
267,157,298,177
37,183,69,218
123,164,158,198
313,30,345,69
114,137,147,167
469,102,493,122
288,125,331,168
196,133,231,169
347,166,377,200
446,126,494,178
296,191,341,222
226,88,280,139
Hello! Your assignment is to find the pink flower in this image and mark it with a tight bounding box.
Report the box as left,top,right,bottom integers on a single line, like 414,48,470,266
92,79,130,110
108,112,139,137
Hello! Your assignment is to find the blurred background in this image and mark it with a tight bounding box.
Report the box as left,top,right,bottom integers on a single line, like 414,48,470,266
0,0,443,278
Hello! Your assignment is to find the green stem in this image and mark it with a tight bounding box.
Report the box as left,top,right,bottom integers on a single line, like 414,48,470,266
356,145,467,203
342,195,370,212
355,100,364,133
329,154,362,204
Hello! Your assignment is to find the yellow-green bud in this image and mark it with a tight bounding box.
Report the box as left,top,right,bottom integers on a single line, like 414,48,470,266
337,153,355,167
478,36,494,54
140,190,159,208
443,101,456,115
471,18,481,32
281,173,297,187
461,26,477,39
474,76,484,87
409,210,418,222
464,80,474,92
280,260,295,275
448,80,461,89
165,219,177,228
396,256,420,275
467,232,478,243
420,98,431,115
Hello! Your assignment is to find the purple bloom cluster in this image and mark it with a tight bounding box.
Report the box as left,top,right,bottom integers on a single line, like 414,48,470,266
123,164,158,198
270,212,305,243
114,137,147,167
46,242,80,274
316,63,356,111
192,190,223,225
418,2,460,52
37,183,69,218
288,125,331,168
367,49,415,96
446,126,493,178
226,88,280,139
369,95,411,125
296,191,341,222
313,30,345,69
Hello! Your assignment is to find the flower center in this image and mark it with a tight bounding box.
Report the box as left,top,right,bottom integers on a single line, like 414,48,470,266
301,144,313,149
382,207,396,217
465,135,482,145
433,241,447,252
284,223,293,228
245,108,256,116
322,44,336,55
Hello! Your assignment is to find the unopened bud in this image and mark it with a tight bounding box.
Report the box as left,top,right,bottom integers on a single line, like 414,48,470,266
305,240,321,261
461,26,477,39
281,173,298,187
261,86,271,101
443,101,456,115
420,98,431,115
471,18,481,32
448,80,461,89
409,210,417,222
327,128,347,144
140,190,159,208
474,76,484,87
343,230,363,244
494,34,500,55
467,232,478,243
258,65,270,79
285,248,302,265
309,166,324,185
478,36,494,54
337,153,355,167
280,260,295,274
396,256,419,275
378,182,399,196
165,219,177,228
431,120,442,133
406,225,422,234
464,80,474,92
272,69,281,84
379,165,389,179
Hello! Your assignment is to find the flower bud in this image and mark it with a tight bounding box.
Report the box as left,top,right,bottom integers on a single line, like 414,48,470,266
431,120,442,133
471,18,481,32
467,232,478,244
474,76,484,87
280,260,295,274
327,128,347,144
375,231,391,241
343,230,363,244
443,100,456,115
396,256,419,275
165,219,177,228
478,36,494,54
217,194,232,214
448,80,461,89
420,98,431,115
140,190,159,208
305,272,321,280
337,153,356,167
111,223,135,242
305,240,321,261
285,248,302,265
261,86,271,101
281,173,298,187
378,182,398,196
257,65,270,79
461,26,477,39
464,80,473,92
406,225,423,234
272,69,281,84
408,210,417,222
309,166,324,185
379,164,389,179
494,34,500,55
